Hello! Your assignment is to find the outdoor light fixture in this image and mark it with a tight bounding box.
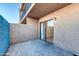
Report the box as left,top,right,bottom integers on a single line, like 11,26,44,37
53,17,56,21
53,17,56,23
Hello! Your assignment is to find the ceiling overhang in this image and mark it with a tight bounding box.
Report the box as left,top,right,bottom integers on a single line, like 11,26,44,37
27,3,71,19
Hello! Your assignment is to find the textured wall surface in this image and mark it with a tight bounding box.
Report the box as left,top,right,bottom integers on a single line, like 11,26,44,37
0,15,10,55
10,17,39,44
39,4,79,55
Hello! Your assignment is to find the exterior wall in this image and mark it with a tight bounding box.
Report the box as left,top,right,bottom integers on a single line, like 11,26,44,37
0,15,10,55
39,4,79,55
10,17,39,44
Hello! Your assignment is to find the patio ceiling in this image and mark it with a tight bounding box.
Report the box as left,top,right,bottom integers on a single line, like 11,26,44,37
27,3,71,19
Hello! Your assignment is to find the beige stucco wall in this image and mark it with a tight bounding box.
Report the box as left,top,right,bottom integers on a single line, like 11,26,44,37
39,4,79,55
10,17,39,44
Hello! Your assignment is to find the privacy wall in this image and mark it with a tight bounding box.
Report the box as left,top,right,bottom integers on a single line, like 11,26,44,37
10,17,38,44
0,15,10,55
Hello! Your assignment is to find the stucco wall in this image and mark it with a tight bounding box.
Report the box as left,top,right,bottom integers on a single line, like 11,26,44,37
0,15,10,55
39,4,79,55
10,17,39,44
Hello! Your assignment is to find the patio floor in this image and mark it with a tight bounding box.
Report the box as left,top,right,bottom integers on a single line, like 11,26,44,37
6,39,74,56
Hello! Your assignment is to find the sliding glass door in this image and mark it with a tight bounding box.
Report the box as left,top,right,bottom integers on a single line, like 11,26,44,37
40,19,54,43
45,20,54,42
40,22,45,40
